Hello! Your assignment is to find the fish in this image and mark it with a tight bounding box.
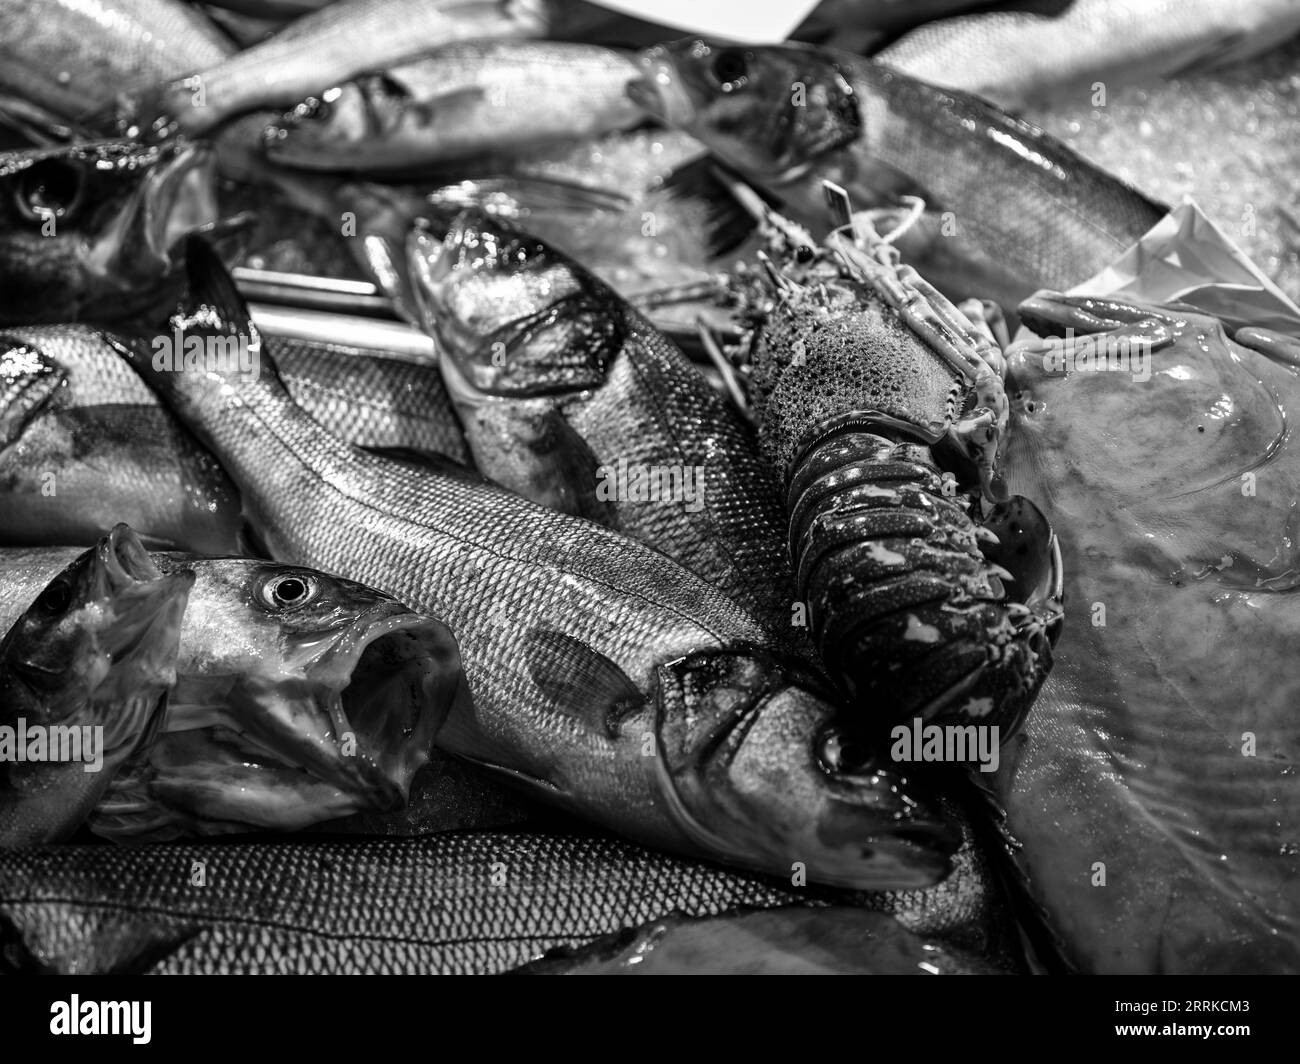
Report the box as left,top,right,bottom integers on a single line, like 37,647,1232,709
115,0,550,140
0,321,468,552
408,209,796,637
0,140,219,325
878,0,1300,111
0,0,232,136
0,525,192,846
995,292,1300,972
0,545,463,840
109,235,961,890
629,39,1168,309
264,41,643,173
0,818,1020,974
514,905,1003,974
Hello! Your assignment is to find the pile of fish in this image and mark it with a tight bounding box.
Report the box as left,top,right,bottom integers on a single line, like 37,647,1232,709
0,0,1295,975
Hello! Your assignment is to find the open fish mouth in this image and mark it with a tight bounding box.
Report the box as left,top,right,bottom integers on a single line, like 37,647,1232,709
94,605,462,838
653,649,960,891
85,141,218,296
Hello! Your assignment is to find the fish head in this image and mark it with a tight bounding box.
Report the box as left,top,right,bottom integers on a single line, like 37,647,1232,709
0,524,192,730
0,140,218,325
655,649,959,890
629,40,861,183
263,76,410,169
408,209,623,395
105,558,466,837
0,525,192,845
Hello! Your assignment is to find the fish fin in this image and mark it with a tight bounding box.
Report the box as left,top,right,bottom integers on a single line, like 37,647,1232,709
441,750,567,798
0,100,83,146
0,341,67,449
236,521,274,561
427,174,629,215
178,236,257,338
358,444,486,483
524,628,646,738
406,85,487,128
661,155,764,258
533,411,619,526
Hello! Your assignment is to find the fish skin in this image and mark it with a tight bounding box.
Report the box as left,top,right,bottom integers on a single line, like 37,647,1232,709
0,822,1015,974
109,236,960,891
0,324,467,552
878,0,1300,111
998,295,1300,973
409,210,798,639
0,140,219,325
0,546,462,841
0,0,232,132
514,906,1003,974
265,41,643,173
630,39,1168,307
0,526,192,847
117,0,548,140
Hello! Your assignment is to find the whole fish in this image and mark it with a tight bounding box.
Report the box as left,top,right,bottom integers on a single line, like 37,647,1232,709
111,237,961,890
116,0,549,140
0,322,467,553
408,209,795,637
997,292,1300,972
265,41,643,173
0,0,232,135
0,546,462,840
0,526,192,846
515,906,1001,974
630,40,1168,308
0,141,218,325
0,823,1013,974
879,0,1300,111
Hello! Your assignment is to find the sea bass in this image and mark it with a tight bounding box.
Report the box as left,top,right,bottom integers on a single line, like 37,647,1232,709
408,210,796,636
998,292,1300,972
630,39,1167,307
117,0,548,140
265,41,643,173
0,0,232,135
111,236,960,890
0,322,467,552
0,823,1012,974
0,526,191,846
0,547,461,840
879,0,1300,110
0,141,218,325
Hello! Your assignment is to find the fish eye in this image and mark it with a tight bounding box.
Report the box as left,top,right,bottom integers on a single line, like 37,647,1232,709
35,580,72,615
818,727,874,775
257,573,317,611
14,160,84,224
710,48,750,91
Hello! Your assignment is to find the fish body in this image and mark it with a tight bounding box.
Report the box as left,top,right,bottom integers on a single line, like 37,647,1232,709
998,294,1300,972
0,813,1014,974
879,0,1300,110
0,0,232,133
0,141,218,325
110,237,960,890
0,526,192,846
0,322,467,552
265,41,642,173
409,210,796,637
119,0,548,139
631,40,1167,306
0,546,461,840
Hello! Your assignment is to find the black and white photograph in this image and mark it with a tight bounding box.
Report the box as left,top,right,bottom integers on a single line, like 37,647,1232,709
0,0,1293,1021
